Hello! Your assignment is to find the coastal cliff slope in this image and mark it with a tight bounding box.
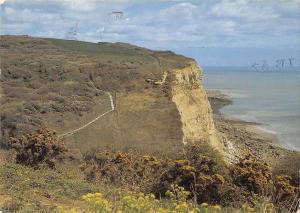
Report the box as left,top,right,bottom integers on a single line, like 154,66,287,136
0,35,223,157
170,61,222,151
1,36,299,212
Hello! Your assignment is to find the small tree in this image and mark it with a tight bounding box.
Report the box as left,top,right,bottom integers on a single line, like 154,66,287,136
8,128,67,168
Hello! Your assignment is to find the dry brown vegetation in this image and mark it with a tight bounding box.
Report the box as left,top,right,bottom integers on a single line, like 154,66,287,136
81,150,166,193
231,155,299,210
2,126,297,210
7,128,68,168
80,144,298,209
232,154,273,196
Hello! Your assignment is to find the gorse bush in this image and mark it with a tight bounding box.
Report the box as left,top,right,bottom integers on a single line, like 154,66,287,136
231,154,273,196
273,175,299,209
82,148,244,207
81,151,168,192
7,128,67,168
231,155,299,211
82,147,298,210
165,184,191,203
154,147,244,206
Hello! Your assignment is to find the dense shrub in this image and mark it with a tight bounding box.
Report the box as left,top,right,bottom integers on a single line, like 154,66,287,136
81,151,169,192
7,128,67,168
231,155,273,197
273,175,299,209
231,155,299,210
82,148,244,207
154,159,197,197
156,149,244,206
82,147,298,209
184,144,226,175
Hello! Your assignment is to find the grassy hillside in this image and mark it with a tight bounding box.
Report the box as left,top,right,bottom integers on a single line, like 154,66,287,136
0,35,190,158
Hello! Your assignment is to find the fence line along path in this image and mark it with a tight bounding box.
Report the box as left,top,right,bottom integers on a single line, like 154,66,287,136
58,82,115,139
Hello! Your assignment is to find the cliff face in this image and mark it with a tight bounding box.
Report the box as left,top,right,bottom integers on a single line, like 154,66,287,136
169,60,223,152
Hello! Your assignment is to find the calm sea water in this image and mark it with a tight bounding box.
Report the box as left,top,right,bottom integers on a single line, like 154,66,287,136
203,67,300,151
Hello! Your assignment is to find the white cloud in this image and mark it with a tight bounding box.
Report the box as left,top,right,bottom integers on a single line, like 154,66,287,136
0,0,299,49
211,0,280,20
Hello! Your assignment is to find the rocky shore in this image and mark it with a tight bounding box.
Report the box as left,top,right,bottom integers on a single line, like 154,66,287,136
207,90,300,180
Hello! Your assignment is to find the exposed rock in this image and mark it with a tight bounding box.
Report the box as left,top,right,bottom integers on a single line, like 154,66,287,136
170,61,225,154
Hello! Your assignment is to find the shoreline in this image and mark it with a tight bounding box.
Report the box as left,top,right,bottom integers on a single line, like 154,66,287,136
221,114,281,148
206,89,280,145
206,89,300,178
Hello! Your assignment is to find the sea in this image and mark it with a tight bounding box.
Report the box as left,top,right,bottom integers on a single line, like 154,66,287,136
203,67,300,152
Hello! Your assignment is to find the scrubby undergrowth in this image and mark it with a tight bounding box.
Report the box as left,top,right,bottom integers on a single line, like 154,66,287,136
81,147,299,211
0,129,299,212
6,128,68,168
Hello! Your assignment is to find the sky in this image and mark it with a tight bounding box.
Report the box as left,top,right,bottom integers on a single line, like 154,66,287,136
1,0,299,67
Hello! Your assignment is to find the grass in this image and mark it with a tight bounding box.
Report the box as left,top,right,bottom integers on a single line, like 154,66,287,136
63,91,184,158
0,164,90,200
0,162,100,212
63,80,77,86
54,92,112,136
47,38,141,56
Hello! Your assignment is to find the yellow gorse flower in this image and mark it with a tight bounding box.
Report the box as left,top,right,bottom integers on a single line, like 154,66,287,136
166,184,190,203
157,208,170,213
82,192,112,212
59,190,269,213
57,206,80,213
120,191,159,212
200,203,208,208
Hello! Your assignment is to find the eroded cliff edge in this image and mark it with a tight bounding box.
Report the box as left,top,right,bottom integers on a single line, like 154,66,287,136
168,60,225,154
